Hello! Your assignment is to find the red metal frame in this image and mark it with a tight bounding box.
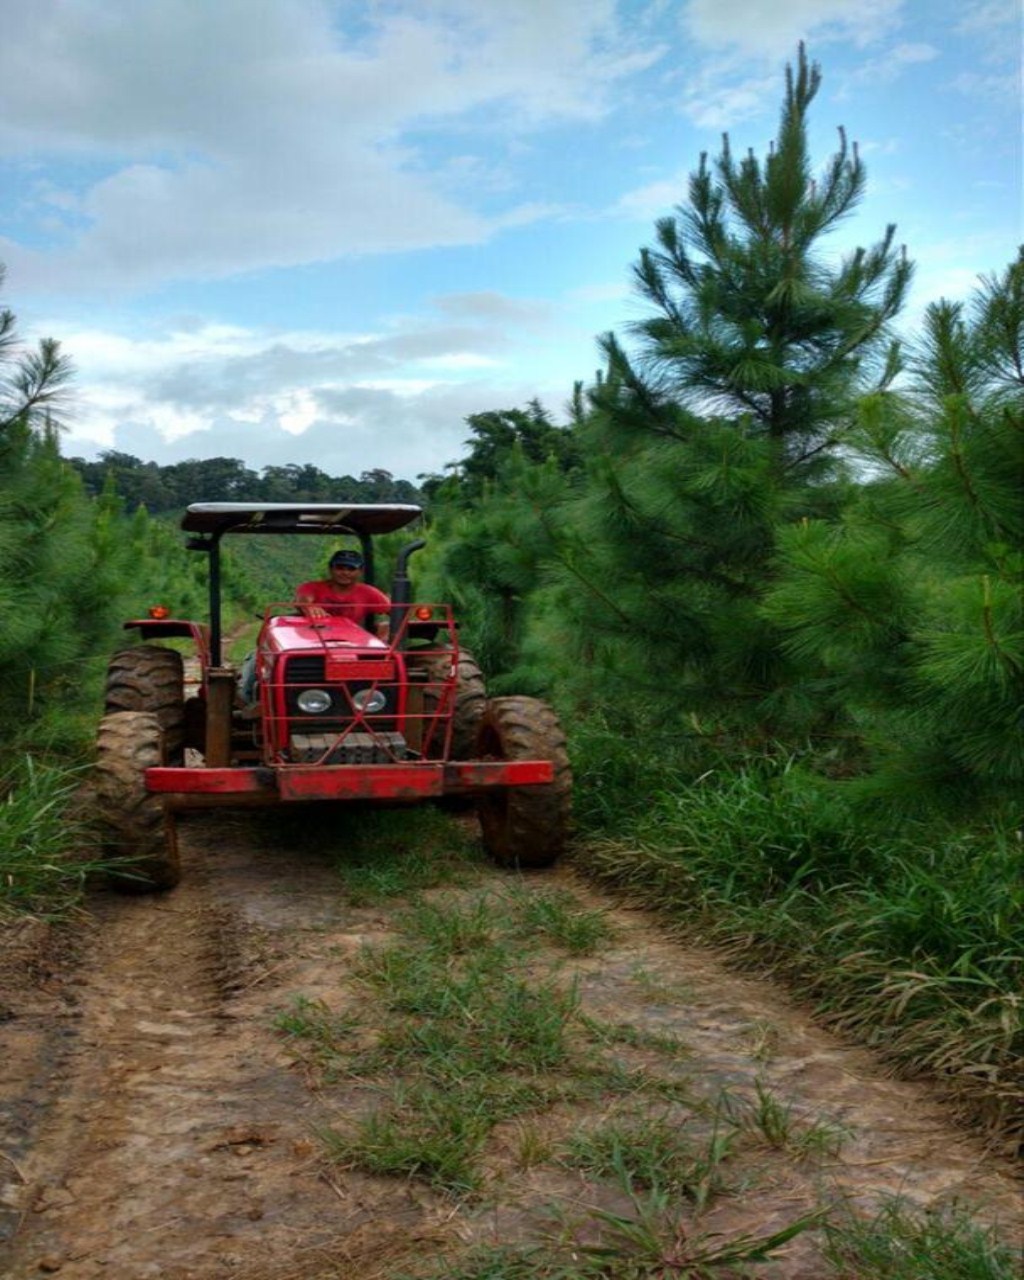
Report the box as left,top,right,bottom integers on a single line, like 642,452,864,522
147,759,553,803
138,601,557,805
253,603,460,766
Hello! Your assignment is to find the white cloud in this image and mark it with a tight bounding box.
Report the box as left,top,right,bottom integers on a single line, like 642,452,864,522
949,70,1021,104
683,0,904,58
46,286,573,475
675,1,921,131
954,0,1022,48
0,0,664,291
62,375,559,479
836,41,939,96
678,69,780,131
613,173,688,222
432,291,551,323
568,281,632,305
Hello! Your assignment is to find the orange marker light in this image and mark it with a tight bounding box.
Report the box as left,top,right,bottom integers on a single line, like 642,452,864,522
414,606,433,621
148,605,170,619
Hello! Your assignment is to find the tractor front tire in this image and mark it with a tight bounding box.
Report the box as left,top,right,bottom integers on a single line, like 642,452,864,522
105,645,186,761
409,648,487,759
475,697,571,869
95,711,181,892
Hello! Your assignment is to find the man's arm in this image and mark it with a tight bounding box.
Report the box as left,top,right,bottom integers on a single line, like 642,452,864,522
367,586,391,640
296,583,328,620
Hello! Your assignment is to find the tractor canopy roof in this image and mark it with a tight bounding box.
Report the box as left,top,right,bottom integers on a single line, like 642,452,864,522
182,502,423,538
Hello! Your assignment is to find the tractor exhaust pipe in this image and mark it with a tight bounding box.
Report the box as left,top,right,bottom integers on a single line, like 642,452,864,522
390,538,426,647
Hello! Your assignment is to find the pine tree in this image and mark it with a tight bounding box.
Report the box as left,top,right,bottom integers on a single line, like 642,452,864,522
765,249,1024,807
0,271,140,756
551,45,911,741
0,266,73,436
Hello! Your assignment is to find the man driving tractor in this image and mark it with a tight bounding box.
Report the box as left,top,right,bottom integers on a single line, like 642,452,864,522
296,547,390,639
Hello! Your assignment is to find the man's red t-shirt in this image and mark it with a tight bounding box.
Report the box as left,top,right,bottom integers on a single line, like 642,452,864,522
296,580,390,628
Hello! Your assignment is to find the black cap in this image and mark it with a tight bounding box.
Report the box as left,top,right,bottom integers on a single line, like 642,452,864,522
329,548,364,568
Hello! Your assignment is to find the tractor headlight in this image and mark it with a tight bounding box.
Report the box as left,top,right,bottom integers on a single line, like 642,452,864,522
352,688,387,714
297,688,332,714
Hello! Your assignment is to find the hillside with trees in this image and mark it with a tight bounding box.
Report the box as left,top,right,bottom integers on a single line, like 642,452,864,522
68,453,423,512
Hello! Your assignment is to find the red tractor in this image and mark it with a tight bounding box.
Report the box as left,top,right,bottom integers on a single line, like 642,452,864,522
95,503,571,890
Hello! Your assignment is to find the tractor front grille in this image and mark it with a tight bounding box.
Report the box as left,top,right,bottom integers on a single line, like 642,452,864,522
289,731,408,764
285,655,326,683
277,652,400,759
281,655,397,732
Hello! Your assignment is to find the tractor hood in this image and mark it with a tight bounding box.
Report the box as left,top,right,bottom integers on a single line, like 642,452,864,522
263,614,387,655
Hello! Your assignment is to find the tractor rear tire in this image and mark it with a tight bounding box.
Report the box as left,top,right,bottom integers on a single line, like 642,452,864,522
409,648,487,759
475,697,571,869
95,711,181,892
105,646,185,761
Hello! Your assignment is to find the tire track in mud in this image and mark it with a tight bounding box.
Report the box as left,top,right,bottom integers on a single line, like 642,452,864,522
2,813,1022,1279
1,823,347,1279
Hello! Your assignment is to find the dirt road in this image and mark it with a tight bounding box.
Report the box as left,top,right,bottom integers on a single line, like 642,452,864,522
1,812,1020,1279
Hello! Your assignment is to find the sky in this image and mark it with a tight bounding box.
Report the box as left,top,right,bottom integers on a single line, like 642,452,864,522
1,0,1020,484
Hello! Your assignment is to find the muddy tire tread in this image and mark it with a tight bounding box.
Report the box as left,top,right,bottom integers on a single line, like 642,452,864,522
410,648,487,759
105,646,186,756
476,695,572,868
95,711,181,892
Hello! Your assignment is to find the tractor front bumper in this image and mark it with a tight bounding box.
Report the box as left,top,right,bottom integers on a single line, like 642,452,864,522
146,760,553,805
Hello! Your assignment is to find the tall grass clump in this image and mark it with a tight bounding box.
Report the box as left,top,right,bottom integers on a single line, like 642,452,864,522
568,713,721,833
822,1199,1022,1279
576,754,1023,1141
0,757,102,917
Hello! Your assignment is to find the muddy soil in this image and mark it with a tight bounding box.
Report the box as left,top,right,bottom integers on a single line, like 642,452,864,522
1,813,1021,1279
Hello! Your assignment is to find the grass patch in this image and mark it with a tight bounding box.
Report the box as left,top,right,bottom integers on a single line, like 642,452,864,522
322,1084,492,1193
401,1180,822,1278
507,886,614,955
281,883,724,1197
822,1200,1022,1279
332,806,483,904
576,760,1024,1141
354,932,580,1079
560,1112,727,1200
721,1079,849,1158
580,1013,691,1057
273,995,358,1078
396,894,502,954
0,757,107,917
399,1197,1019,1280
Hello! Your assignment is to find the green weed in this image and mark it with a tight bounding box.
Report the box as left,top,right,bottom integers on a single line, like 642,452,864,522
822,1199,1022,1279
580,1014,691,1057
560,1114,702,1193
555,1159,822,1279
356,939,579,1078
0,758,106,917
508,886,614,955
723,1079,848,1158
332,807,482,903
391,1244,564,1279
272,995,357,1076
397,893,503,954
322,1084,491,1193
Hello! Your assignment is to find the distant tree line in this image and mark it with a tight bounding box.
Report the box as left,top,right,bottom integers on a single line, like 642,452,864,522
67,453,423,512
